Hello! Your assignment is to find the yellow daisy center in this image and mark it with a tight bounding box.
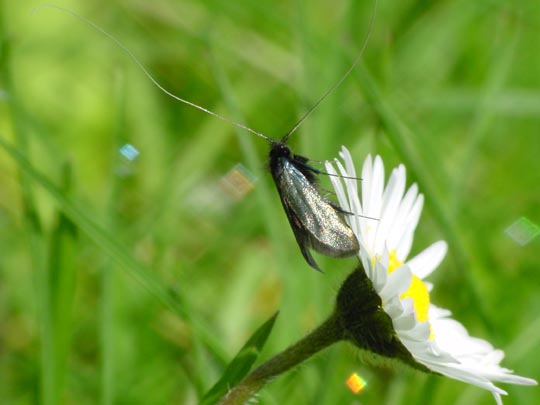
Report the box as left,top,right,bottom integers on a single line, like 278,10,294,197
387,250,433,338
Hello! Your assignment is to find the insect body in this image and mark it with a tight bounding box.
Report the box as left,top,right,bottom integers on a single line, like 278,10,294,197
269,141,359,271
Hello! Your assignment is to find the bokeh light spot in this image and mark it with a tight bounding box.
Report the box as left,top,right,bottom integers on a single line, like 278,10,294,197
504,217,540,246
346,372,367,394
220,163,256,201
119,143,140,161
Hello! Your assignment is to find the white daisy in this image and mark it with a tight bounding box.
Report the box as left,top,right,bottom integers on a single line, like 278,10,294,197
325,147,537,405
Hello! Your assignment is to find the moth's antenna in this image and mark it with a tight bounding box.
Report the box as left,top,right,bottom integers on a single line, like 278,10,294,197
33,3,275,144
281,0,378,143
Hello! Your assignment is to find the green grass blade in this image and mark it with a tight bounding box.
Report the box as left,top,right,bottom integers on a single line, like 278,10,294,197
201,311,279,405
0,136,228,364
449,29,518,212
0,6,52,402
46,163,78,405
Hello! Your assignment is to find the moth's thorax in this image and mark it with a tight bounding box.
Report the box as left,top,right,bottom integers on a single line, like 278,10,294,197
269,142,292,175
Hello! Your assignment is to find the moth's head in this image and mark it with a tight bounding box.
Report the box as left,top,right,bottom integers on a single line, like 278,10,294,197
269,142,291,160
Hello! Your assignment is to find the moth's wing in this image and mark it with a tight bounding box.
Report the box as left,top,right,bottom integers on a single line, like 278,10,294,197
272,158,324,271
281,161,359,258
278,195,323,272
273,159,358,271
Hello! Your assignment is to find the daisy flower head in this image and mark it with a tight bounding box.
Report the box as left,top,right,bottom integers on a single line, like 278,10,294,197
326,147,537,404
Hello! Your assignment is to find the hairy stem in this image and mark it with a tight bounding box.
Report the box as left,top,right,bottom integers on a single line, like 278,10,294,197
219,312,343,405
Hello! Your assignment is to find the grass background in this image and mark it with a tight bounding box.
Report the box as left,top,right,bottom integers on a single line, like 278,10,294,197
1,0,539,404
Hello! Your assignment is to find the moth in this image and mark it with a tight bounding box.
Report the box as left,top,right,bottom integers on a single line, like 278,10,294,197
268,139,359,271
46,3,377,270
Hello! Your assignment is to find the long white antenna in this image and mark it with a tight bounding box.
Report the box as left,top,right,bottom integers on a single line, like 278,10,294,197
281,0,378,143
33,3,275,143
36,2,377,146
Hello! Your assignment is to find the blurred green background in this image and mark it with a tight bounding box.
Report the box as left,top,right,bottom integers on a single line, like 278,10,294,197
1,0,539,404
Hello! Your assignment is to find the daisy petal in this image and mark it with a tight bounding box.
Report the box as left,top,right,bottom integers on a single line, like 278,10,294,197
408,241,448,279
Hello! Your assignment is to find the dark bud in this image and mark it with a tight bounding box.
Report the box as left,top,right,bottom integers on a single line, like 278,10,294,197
335,267,431,373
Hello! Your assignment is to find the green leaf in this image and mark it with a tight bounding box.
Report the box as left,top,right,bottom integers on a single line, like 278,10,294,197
201,312,279,405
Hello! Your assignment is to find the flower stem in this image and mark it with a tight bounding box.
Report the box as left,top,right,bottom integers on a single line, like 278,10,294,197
219,312,344,405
